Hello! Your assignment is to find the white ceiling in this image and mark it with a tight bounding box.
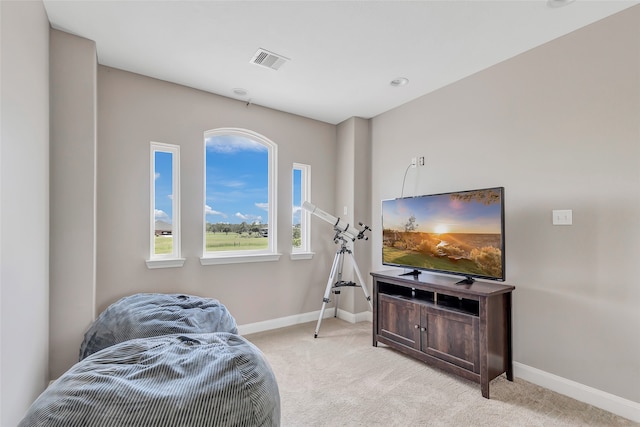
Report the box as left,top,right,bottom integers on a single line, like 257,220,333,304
42,1,638,125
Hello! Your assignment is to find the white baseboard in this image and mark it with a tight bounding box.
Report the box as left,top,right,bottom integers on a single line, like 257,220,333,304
237,310,323,336
237,309,371,336
335,308,373,324
514,362,640,423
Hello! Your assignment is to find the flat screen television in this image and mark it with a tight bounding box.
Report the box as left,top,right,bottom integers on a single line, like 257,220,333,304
381,187,505,284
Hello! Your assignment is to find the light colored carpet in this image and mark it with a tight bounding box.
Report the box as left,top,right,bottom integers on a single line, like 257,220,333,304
245,318,636,427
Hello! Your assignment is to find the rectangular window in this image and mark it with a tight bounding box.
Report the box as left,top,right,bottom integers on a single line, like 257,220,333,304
292,163,312,258
147,142,184,268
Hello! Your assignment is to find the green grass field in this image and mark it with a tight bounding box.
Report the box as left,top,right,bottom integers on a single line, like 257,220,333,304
154,232,269,254
205,232,268,251
154,236,173,254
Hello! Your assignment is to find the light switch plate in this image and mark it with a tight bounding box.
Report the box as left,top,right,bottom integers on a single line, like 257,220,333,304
552,209,572,225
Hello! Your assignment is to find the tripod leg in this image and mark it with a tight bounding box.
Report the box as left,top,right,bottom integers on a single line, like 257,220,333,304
349,252,373,310
333,250,346,318
315,251,341,338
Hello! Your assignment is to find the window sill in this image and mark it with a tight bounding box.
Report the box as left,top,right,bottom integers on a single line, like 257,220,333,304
145,258,186,269
290,251,315,260
199,253,282,266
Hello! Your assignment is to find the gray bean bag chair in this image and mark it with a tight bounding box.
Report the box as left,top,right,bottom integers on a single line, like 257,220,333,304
20,333,280,426
79,293,238,360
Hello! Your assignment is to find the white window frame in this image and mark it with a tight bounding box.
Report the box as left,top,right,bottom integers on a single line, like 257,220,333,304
146,142,185,269
291,163,313,260
200,128,281,265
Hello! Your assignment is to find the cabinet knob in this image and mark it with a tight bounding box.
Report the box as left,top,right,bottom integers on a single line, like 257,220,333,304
421,327,426,332
414,324,420,329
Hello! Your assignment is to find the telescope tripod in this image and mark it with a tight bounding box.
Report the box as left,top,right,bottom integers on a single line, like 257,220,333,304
314,236,373,338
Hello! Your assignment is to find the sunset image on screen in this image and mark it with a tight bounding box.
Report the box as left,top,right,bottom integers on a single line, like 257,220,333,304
382,188,504,280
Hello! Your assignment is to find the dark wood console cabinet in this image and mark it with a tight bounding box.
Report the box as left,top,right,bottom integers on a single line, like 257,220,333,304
371,270,515,398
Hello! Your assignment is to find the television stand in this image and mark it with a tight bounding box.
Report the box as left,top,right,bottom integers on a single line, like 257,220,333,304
371,270,514,398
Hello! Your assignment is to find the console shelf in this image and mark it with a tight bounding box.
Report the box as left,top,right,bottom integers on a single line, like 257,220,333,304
371,270,515,398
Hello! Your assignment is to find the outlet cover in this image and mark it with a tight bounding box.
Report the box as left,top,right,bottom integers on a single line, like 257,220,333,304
552,209,572,225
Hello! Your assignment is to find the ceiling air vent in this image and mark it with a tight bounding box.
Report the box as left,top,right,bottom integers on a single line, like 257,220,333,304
250,48,289,71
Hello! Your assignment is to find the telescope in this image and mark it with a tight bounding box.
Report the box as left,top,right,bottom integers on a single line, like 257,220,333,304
302,200,373,338
302,201,370,242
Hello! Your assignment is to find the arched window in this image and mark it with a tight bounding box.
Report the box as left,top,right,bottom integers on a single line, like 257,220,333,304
200,128,280,264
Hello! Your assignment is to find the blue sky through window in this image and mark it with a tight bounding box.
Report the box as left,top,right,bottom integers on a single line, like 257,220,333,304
205,134,269,225
154,151,173,224
292,169,301,226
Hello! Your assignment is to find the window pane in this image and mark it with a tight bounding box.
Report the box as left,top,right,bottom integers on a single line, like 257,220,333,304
292,169,302,249
205,134,269,252
292,163,310,254
154,151,173,255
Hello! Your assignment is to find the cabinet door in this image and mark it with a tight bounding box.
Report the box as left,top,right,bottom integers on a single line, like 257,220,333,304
378,294,420,350
422,307,480,373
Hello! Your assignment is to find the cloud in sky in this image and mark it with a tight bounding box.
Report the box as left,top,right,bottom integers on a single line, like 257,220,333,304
220,180,245,188
205,205,227,218
155,209,169,221
292,206,302,225
255,202,269,212
205,135,268,154
154,172,160,180
235,212,262,223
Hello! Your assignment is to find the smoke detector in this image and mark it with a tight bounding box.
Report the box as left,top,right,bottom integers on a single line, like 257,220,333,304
390,77,409,87
250,48,290,71
232,88,248,97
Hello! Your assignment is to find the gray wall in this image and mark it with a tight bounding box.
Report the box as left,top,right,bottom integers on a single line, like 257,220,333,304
49,29,98,379
0,1,51,425
370,7,640,402
335,117,372,315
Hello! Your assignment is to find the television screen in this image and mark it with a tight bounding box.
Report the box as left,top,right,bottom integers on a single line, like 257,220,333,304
381,187,505,283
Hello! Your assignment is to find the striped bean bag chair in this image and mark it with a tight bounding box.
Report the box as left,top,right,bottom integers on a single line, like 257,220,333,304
19,333,280,426
79,293,238,360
